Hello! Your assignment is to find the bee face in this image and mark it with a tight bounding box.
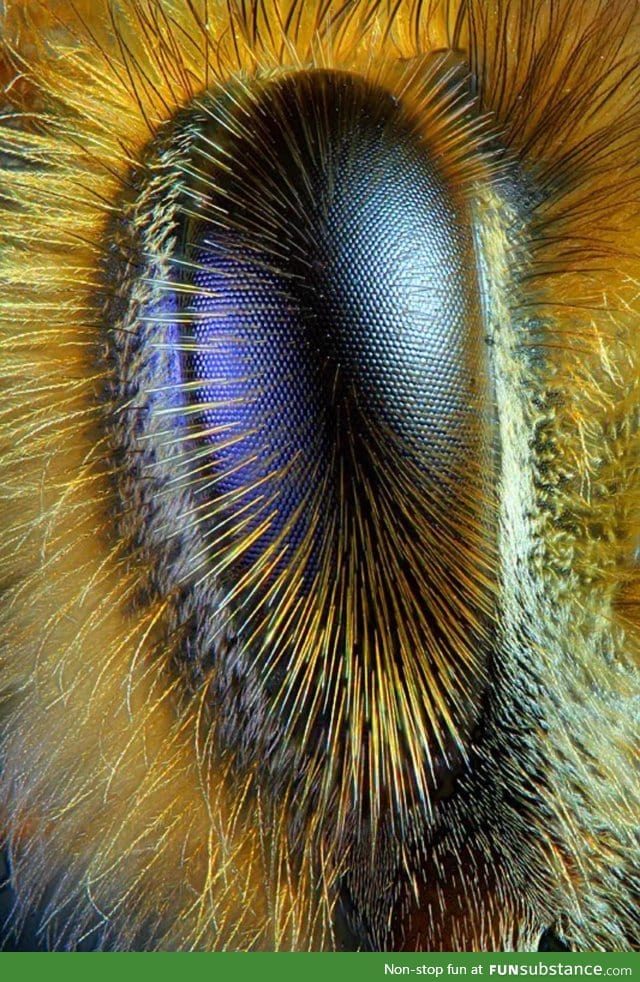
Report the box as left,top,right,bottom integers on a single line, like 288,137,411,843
0,0,639,952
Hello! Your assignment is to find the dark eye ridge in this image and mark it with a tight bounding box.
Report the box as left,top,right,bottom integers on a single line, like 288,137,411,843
104,66,497,834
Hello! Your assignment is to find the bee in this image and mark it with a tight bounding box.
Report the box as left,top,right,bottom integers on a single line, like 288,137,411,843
0,0,638,952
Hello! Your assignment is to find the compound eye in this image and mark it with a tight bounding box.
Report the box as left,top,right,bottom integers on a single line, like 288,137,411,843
184,71,488,590
111,64,497,821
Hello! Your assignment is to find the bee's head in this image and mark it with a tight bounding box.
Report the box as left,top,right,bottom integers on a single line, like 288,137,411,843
1,0,639,953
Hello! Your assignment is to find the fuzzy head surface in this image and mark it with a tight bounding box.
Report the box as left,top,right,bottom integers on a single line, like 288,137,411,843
0,0,639,953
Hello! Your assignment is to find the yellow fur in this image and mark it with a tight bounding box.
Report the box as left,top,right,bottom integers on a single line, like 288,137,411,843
0,0,638,951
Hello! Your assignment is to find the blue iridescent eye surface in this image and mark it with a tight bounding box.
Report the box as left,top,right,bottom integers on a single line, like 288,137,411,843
104,64,496,831
181,70,488,588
